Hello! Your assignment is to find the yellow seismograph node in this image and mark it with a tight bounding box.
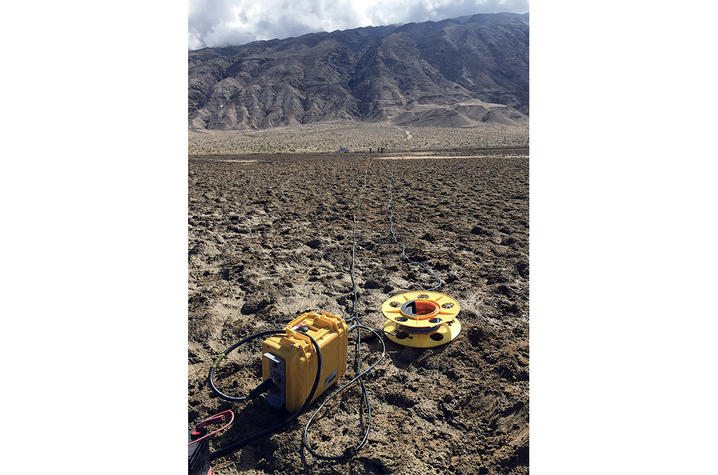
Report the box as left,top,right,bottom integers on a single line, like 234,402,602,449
381,291,461,348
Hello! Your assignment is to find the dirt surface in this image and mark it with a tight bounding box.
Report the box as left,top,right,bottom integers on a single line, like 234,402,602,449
188,148,529,474
189,122,528,155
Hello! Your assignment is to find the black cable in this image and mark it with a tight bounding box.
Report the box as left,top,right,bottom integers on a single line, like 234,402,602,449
208,156,384,462
386,160,443,292
208,331,323,460
208,329,285,402
346,157,371,325
301,157,385,460
302,322,386,460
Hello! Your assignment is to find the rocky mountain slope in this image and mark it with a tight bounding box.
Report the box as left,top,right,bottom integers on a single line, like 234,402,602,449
189,12,528,130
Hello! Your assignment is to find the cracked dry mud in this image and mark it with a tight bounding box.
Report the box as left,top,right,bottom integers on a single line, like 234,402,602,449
189,148,529,474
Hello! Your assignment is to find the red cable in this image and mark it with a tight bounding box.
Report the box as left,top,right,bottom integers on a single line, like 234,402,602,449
188,409,235,446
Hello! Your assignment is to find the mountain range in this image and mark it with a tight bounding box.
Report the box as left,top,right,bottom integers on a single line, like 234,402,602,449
188,12,528,130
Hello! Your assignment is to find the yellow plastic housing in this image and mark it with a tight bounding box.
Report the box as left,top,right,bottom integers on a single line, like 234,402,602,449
262,312,348,412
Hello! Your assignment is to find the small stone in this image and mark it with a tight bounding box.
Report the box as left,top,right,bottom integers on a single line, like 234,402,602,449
421,232,436,242
363,279,382,289
471,226,491,236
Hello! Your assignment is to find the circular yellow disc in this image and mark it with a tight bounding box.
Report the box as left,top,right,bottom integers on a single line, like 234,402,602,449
381,291,460,329
383,319,462,348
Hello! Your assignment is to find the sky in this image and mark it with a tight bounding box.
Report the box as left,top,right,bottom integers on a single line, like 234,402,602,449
189,0,529,50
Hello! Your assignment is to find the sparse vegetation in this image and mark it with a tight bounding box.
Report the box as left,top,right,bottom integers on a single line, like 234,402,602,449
189,121,528,155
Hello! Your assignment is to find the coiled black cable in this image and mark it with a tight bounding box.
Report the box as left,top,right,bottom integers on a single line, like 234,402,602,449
208,331,323,460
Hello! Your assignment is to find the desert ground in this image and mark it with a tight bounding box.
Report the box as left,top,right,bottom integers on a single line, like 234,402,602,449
189,121,529,155
188,126,529,474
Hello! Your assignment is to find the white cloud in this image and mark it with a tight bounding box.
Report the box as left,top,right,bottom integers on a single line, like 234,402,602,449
189,0,528,49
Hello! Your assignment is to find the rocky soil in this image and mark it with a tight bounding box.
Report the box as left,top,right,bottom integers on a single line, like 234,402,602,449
189,122,529,155
188,148,529,474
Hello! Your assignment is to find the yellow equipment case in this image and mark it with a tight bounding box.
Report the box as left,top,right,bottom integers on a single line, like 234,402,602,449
261,312,348,413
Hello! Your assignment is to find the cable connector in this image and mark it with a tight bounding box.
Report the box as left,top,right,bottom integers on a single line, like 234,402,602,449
248,377,276,399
